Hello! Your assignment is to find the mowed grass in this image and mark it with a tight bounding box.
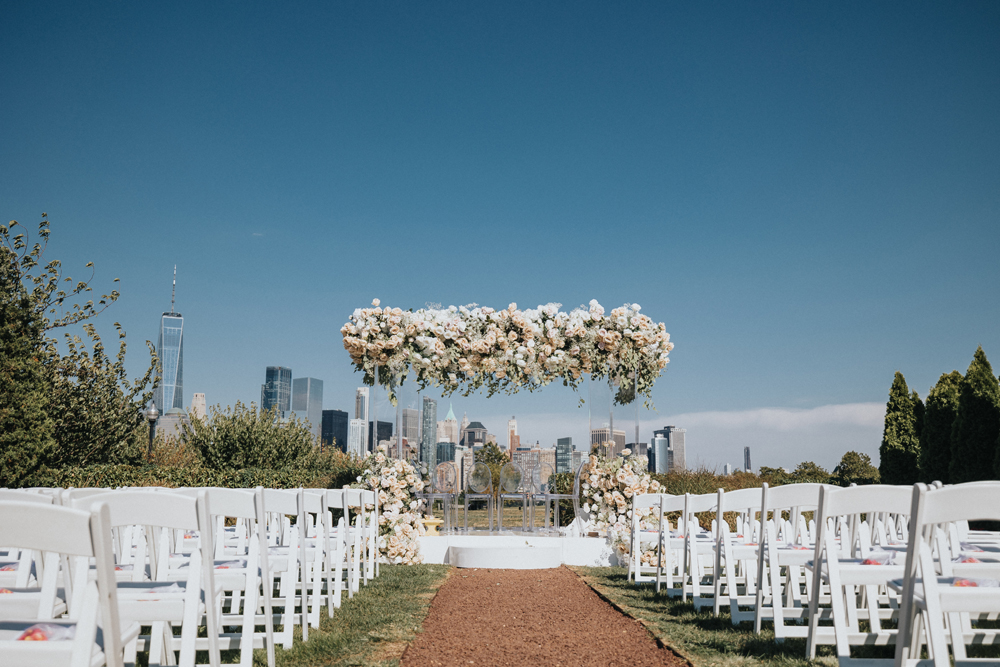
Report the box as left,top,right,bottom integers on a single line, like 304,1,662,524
248,564,450,667
572,566,838,667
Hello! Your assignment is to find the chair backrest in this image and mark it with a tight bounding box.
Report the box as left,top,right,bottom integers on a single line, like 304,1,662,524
533,462,555,494
718,486,765,513
69,490,202,531
263,488,300,516
819,484,913,520
466,462,492,494
433,462,458,493
0,489,54,504
915,482,1000,527
498,462,524,494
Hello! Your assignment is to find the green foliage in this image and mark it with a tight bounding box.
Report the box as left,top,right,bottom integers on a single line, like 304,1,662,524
757,462,831,486
879,372,921,485
918,371,963,483
0,239,55,486
181,401,316,470
474,441,510,501
833,451,880,486
949,347,1000,483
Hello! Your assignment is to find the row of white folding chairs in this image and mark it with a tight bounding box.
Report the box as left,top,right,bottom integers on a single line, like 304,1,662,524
0,485,381,667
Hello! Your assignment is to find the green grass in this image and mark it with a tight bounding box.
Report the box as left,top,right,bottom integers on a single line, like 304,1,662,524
572,566,838,667
249,564,450,667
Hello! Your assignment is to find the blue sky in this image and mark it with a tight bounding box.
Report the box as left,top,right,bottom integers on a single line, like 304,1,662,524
3,2,998,469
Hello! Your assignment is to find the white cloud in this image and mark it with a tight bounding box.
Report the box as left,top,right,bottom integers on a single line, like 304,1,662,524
668,403,884,431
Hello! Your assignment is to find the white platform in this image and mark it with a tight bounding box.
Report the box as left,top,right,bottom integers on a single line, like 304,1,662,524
418,534,618,568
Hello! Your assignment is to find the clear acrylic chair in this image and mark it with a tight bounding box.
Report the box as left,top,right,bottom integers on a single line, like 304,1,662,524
426,463,458,534
529,462,556,532
497,462,528,532
463,462,494,533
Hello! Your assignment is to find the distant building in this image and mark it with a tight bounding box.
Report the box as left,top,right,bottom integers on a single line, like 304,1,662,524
591,427,626,456
507,417,518,451
322,409,348,453
744,446,752,474
556,437,573,473
538,446,556,471
421,397,437,469
486,433,497,445
368,420,393,452
436,441,456,468
190,393,206,420
347,419,366,457
649,435,671,474
157,407,190,439
571,450,585,472
460,412,470,435
460,421,488,448
437,403,459,443
292,377,323,441
626,442,649,460
154,266,184,412
724,463,733,476
262,367,292,413
652,426,686,472
511,447,540,476
402,408,420,446
355,388,369,422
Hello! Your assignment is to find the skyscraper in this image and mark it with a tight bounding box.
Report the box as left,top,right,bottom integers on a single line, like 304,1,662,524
368,420,393,451
154,266,184,412
507,416,518,451
322,409,348,452
292,377,323,441
649,435,670,474
653,426,687,472
347,418,366,457
355,388,369,422
744,446,752,474
590,427,626,456
261,367,292,413
437,403,459,443
401,407,420,446
421,396,437,469
190,393,206,420
556,437,573,473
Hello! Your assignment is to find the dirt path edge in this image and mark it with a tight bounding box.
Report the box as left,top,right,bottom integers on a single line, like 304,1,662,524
569,566,696,667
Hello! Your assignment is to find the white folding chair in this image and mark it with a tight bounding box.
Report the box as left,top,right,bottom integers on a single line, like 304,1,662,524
261,488,307,648
715,486,765,622
0,500,129,667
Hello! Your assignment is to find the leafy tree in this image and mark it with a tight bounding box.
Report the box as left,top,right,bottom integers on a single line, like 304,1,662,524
879,372,921,485
789,461,832,484
182,402,315,470
1,216,157,485
833,451,880,486
474,441,510,502
0,234,54,486
918,371,963,483
950,347,1000,483
758,466,790,486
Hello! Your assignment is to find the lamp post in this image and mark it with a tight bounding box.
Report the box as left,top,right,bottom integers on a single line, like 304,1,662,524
145,401,159,462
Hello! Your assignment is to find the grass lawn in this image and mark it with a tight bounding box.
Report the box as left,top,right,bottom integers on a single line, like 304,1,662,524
572,566,840,667
248,564,450,667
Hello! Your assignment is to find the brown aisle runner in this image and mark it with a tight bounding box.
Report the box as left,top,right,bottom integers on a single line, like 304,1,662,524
401,566,686,667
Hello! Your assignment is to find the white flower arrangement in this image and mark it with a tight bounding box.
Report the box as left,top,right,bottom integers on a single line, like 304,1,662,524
341,300,673,406
581,451,662,560
356,445,426,565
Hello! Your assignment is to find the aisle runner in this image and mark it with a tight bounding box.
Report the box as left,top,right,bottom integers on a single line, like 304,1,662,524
402,566,686,667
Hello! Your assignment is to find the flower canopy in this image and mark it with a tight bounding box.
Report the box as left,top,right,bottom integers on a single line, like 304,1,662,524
341,300,674,405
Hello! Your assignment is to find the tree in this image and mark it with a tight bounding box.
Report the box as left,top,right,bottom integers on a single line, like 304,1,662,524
474,441,510,502
918,371,962,483
789,461,831,484
0,235,54,486
833,451,880,486
1,215,158,484
879,372,921,485
182,402,315,470
950,347,1000,483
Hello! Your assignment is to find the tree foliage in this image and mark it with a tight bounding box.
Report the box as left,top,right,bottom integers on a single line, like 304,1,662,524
949,347,1000,483
181,401,315,470
918,371,963,483
879,372,921,485
833,451,880,486
759,461,831,486
1,215,158,486
474,441,510,501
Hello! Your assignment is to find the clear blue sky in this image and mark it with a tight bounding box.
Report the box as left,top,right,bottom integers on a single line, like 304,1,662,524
3,2,998,469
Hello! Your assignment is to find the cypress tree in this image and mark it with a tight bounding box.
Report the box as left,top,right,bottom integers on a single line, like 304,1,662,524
879,372,921,485
950,347,1000,483
918,371,962,484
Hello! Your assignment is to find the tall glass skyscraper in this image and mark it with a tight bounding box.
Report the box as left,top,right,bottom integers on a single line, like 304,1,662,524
154,267,184,411
292,377,323,441
421,396,437,469
261,367,292,412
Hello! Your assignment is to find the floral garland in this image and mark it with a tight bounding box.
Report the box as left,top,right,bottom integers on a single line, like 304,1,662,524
356,445,426,564
581,452,662,560
341,300,673,406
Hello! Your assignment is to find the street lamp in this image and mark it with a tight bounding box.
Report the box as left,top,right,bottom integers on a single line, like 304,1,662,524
145,401,159,462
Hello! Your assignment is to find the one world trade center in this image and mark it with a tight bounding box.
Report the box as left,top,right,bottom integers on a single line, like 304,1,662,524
154,266,184,411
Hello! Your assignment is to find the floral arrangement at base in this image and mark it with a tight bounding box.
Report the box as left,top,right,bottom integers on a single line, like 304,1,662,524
581,451,661,560
356,445,426,565
341,300,673,406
